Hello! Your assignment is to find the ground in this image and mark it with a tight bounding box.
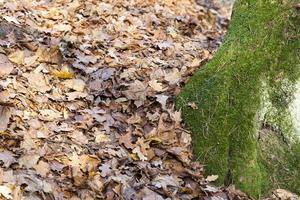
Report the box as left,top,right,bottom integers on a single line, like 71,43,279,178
0,1,298,199
0,0,250,199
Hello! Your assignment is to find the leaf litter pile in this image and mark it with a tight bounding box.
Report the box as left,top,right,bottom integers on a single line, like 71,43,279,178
0,0,250,199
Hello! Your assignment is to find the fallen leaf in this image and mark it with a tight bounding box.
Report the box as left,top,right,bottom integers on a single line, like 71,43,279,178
80,155,100,174
18,174,52,193
148,80,164,92
272,189,298,200
156,95,168,110
123,80,147,107
206,175,219,182
0,151,16,167
95,133,111,143
99,163,112,177
0,106,11,131
52,70,75,79
3,15,20,24
34,161,50,177
23,73,51,93
8,50,24,65
63,79,86,92
0,185,13,199
152,175,181,189
39,109,62,121
138,188,164,200
164,68,181,85
66,91,87,101
188,102,198,110
0,54,14,76
36,46,63,64
19,154,40,169
119,132,135,149
132,146,147,161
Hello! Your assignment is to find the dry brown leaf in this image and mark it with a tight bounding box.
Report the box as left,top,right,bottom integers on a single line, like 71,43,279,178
80,155,100,174
119,132,135,149
8,50,24,65
164,68,181,85
63,79,86,92
95,133,111,143
0,151,16,167
206,175,219,182
34,161,50,177
39,109,62,121
23,73,51,93
66,91,87,100
188,102,198,110
0,106,11,131
36,46,63,64
70,130,89,144
19,154,40,169
3,15,20,24
132,146,147,161
0,54,14,76
123,80,147,107
148,79,164,92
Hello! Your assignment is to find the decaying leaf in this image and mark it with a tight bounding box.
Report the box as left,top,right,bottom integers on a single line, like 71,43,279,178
164,68,181,85
63,79,85,92
0,54,14,76
119,132,135,149
0,185,13,199
36,46,63,64
39,109,62,121
23,73,51,93
34,161,50,177
148,80,164,92
52,70,75,79
8,50,24,65
206,175,219,182
123,80,147,107
0,151,16,167
0,106,11,131
19,154,40,169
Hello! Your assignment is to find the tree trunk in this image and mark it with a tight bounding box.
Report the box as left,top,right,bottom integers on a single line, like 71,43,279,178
176,0,300,198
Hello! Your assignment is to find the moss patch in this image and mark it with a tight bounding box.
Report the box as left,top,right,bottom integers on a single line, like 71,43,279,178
176,0,300,198
258,129,300,195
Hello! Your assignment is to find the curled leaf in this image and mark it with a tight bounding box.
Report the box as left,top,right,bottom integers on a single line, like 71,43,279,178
52,70,75,79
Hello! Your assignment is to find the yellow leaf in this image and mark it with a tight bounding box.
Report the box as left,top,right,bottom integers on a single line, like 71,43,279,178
129,153,139,161
145,136,162,144
8,50,24,65
95,133,111,143
0,131,10,136
52,70,75,79
179,187,193,194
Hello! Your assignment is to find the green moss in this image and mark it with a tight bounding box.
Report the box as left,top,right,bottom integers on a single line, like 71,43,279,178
258,131,300,196
176,0,300,198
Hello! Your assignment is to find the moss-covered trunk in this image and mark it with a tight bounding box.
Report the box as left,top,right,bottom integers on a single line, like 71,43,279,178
176,0,299,198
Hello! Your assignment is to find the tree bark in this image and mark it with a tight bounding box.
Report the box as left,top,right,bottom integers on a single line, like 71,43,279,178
176,0,300,198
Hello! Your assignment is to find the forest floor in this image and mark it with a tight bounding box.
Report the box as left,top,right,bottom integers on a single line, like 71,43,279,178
0,0,295,200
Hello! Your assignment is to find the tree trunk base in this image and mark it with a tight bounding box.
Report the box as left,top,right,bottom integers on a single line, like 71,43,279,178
176,1,300,198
